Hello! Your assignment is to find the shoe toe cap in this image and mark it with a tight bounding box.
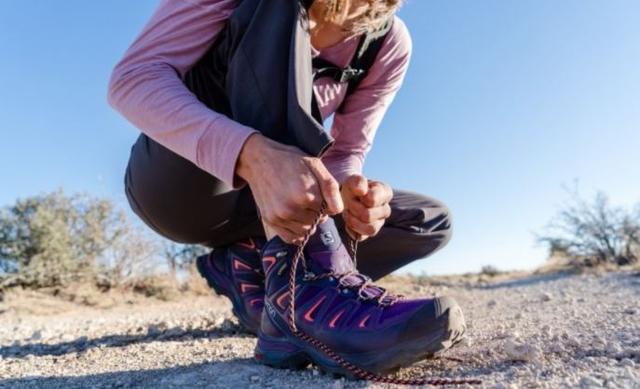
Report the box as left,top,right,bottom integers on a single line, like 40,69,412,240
400,296,466,346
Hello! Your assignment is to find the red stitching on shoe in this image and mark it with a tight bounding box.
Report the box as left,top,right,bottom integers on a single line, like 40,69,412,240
233,259,253,271
240,283,260,294
277,291,290,309
262,256,276,272
303,295,327,323
358,314,371,329
276,286,301,309
237,238,257,250
249,298,263,307
328,309,345,328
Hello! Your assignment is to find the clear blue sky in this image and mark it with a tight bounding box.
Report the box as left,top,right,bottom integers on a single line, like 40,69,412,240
1,1,638,275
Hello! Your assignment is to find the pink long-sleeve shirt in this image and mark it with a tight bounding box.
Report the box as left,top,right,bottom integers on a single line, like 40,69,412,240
108,0,412,187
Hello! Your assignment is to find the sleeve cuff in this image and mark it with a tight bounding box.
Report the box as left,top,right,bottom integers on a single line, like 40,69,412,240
322,152,364,184
196,115,259,189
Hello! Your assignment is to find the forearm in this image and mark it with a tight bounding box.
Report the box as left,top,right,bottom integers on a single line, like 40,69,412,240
108,63,257,187
107,0,253,186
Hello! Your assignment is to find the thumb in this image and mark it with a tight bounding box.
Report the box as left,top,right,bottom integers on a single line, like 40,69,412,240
343,174,368,198
305,159,344,215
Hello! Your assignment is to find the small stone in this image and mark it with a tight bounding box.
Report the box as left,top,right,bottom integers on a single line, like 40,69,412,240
541,293,553,302
579,376,601,388
213,316,225,327
619,358,635,368
331,380,345,389
504,339,540,362
606,343,621,354
459,336,474,347
623,308,636,315
312,369,320,376
30,330,42,341
548,343,564,353
566,336,581,347
165,328,182,337
487,300,497,307
514,312,523,320
147,325,161,336
250,375,260,382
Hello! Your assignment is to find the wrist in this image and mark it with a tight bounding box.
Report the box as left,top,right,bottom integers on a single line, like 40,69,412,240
236,133,265,183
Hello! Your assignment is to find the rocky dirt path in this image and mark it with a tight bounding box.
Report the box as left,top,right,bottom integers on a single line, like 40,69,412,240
1,271,639,388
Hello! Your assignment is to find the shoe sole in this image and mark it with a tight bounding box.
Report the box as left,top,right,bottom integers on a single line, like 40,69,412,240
196,254,259,334
255,304,467,378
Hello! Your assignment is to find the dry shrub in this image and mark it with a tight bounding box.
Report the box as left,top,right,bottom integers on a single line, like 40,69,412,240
539,189,640,267
125,274,181,301
181,262,214,296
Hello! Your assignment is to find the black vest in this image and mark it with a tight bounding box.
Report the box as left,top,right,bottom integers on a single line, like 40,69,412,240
184,0,332,157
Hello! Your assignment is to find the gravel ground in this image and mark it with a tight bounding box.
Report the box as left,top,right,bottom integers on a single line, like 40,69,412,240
1,270,639,388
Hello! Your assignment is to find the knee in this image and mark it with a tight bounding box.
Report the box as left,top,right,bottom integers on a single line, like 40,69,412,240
424,201,453,239
411,199,454,257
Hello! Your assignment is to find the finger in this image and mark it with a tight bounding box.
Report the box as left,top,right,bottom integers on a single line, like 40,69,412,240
276,216,314,237
285,207,319,226
305,158,343,215
346,225,368,242
342,175,368,198
275,226,298,244
344,209,384,237
349,200,392,223
294,180,323,212
363,181,392,207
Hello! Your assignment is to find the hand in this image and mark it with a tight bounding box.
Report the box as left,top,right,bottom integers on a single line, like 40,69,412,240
236,134,343,244
341,175,393,242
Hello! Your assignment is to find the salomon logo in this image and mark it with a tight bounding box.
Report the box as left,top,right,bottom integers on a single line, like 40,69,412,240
265,300,277,319
320,231,335,245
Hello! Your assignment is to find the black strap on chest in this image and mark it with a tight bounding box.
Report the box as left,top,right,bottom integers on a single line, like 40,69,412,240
313,19,394,97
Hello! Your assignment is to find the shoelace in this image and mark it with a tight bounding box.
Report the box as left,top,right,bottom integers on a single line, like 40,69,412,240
336,272,399,306
286,204,482,386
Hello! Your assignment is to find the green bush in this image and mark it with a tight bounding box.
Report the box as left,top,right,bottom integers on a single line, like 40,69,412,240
0,190,211,300
0,190,150,289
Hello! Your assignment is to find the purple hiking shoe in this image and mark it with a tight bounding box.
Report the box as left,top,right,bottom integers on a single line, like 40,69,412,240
254,219,466,377
196,237,266,334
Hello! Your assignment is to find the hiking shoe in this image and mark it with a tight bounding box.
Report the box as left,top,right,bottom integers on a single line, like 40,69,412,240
254,219,465,376
196,237,266,334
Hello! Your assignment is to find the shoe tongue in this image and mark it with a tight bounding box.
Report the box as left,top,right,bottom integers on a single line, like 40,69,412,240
304,219,355,276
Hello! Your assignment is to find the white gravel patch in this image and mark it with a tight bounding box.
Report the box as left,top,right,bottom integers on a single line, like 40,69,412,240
1,270,639,388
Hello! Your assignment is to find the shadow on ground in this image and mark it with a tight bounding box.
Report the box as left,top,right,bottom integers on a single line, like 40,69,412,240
0,357,490,389
0,359,271,389
473,272,575,290
0,324,251,359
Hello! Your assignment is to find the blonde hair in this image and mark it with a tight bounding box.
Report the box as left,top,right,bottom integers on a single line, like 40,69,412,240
320,0,403,34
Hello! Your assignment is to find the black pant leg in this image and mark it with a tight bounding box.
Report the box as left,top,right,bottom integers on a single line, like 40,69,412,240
125,134,264,248
350,189,453,280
